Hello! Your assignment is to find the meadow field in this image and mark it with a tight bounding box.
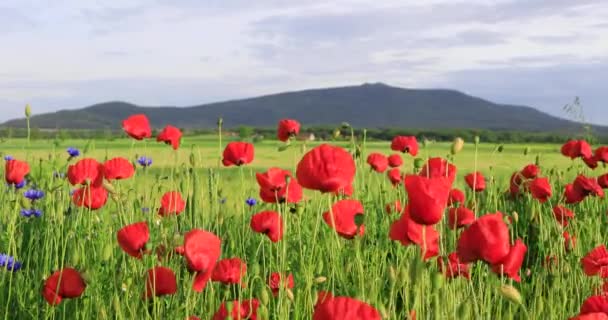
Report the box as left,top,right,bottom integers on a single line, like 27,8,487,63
0,130,607,319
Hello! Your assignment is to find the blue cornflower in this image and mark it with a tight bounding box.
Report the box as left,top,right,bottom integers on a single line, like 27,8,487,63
14,179,27,189
67,147,80,158
20,208,42,218
4,155,14,161
141,207,150,213
24,189,45,201
137,156,153,167
245,197,257,207
0,254,22,272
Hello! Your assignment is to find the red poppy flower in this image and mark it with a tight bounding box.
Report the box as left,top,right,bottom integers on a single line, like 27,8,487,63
457,212,510,264
222,142,254,167
250,211,284,242
564,231,577,252
144,266,177,298
212,299,259,320
448,188,465,206
72,185,108,210
5,159,29,185
405,175,451,225
595,147,608,163
387,154,403,168
561,140,593,159
582,245,608,278
385,200,402,215
211,258,247,286
599,174,608,189
268,272,294,297
465,172,486,192
366,153,388,173
42,268,86,306
256,168,302,203
296,144,356,193
419,157,457,186
323,199,365,239
68,158,104,186
104,157,135,181
313,296,381,320
584,156,600,169
580,295,608,316
447,207,475,229
387,168,402,186
574,175,605,198
158,191,186,216
553,206,575,227
316,291,334,305
529,177,552,203
122,114,152,140
389,206,439,260
157,125,182,150
570,313,608,320
391,136,418,156
184,229,221,292
438,252,470,279
565,184,585,204
117,221,150,258
277,119,301,142
490,239,527,282
520,164,540,179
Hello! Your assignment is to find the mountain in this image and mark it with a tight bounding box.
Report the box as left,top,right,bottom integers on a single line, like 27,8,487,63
2,83,603,134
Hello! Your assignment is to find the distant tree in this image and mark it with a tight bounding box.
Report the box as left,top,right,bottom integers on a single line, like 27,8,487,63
238,126,253,140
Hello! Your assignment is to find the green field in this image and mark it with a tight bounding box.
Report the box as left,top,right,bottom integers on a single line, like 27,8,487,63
0,135,606,319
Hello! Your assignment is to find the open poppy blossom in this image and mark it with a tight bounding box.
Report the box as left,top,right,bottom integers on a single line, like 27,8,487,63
447,207,475,229
387,168,402,186
211,258,247,286
256,168,302,203
222,142,254,167
529,177,552,203
561,140,593,159
323,199,365,239
574,175,605,198
448,188,465,206
521,164,540,179
391,136,418,156
599,174,608,189
387,154,403,167
72,185,108,210
42,267,86,306
465,172,486,192
250,211,284,242
296,144,356,194
104,157,135,181
457,212,510,264
565,184,585,204
122,114,152,140
595,147,608,163
268,272,294,297
584,156,600,170
212,299,259,320
573,295,608,319
184,229,221,292
553,206,575,227
68,158,104,186
5,159,29,185
144,266,177,298
313,296,381,320
438,252,470,279
490,239,527,282
158,191,186,216
277,119,301,142
419,157,457,186
117,221,150,258
157,125,182,150
582,245,608,278
389,206,439,260
405,175,451,225
366,153,388,173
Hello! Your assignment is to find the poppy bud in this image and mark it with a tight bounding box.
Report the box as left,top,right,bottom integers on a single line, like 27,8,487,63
251,263,261,276
499,284,523,305
286,288,294,301
217,117,223,127
524,146,531,155
25,104,32,118
512,211,519,223
341,122,351,129
102,243,113,262
451,137,464,155
314,276,327,284
474,136,480,145
332,129,341,139
431,272,443,291
497,144,504,153
260,288,270,306
71,251,81,266
258,306,269,319
278,144,290,152
413,158,424,170
535,154,540,166
113,295,121,313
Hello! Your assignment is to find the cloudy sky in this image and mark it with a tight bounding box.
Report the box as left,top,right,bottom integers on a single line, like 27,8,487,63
1,0,607,124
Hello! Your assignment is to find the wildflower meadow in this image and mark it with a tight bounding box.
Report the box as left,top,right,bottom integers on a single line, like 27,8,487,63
2,110,608,320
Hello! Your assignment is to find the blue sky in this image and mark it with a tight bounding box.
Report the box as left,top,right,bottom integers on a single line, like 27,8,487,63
1,0,607,124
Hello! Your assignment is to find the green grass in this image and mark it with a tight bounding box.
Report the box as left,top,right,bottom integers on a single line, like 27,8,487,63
0,135,605,319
